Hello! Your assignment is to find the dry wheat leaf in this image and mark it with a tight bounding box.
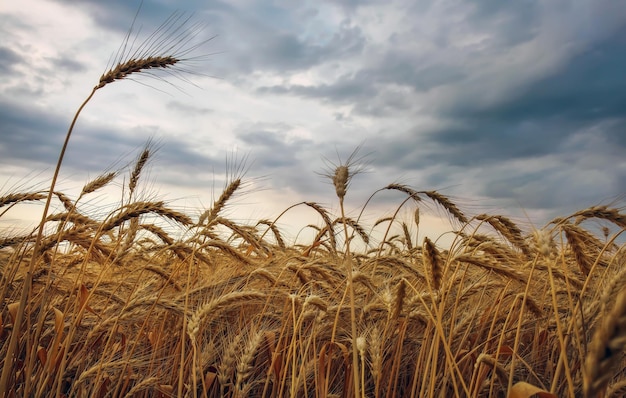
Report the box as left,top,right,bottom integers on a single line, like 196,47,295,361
158,384,174,397
52,307,64,336
318,341,351,391
45,307,66,369
271,352,283,379
498,345,514,359
509,381,556,398
205,369,217,390
78,284,97,315
36,345,47,365
148,330,159,349
7,302,20,323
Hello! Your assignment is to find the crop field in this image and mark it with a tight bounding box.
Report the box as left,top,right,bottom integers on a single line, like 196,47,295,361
2,147,626,398
1,12,625,398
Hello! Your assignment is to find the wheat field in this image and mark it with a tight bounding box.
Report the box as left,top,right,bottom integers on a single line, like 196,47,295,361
1,12,625,398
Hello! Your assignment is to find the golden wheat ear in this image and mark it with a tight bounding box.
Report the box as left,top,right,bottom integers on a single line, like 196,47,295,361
37,9,213,243
583,287,626,398
319,144,369,201
97,56,179,88
99,10,215,90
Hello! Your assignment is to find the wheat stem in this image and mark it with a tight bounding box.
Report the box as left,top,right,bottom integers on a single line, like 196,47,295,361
0,86,98,397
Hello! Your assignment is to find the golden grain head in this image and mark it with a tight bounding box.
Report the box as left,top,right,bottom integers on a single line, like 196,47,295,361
333,165,349,199
96,10,212,91
356,336,367,355
583,288,626,398
532,228,554,257
97,56,180,89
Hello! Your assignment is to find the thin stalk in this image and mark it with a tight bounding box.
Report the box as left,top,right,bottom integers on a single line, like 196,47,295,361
339,196,361,398
0,86,98,398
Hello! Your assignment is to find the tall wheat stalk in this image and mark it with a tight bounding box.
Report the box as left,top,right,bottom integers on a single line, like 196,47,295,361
325,147,366,398
0,9,211,396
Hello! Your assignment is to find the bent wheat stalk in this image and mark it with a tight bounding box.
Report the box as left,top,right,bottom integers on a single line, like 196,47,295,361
0,11,210,396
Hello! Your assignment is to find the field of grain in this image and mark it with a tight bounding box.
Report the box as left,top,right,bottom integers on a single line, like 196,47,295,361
1,13,625,398
2,149,626,398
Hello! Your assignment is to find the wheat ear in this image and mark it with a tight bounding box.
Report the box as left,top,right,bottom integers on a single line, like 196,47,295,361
257,219,286,248
422,190,468,224
0,192,47,209
235,330,265,395
583,288,626,398
81,171,117,196
198,178,241,226
423,237,442,291
128,143,152,198
97,56,180,89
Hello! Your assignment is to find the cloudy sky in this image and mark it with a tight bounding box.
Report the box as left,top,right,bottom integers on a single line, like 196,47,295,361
1,0,625,242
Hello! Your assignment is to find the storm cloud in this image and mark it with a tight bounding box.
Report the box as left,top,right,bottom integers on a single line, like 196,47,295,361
1,0,625,233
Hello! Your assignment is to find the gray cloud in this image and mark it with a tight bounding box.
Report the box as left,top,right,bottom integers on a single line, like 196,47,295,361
0,100,65,167
0,98,218,184
258,74,376,103
48,0,365,78
0,46,22,74
2,0,625,228
166,100,213,116
48,56,88,74
235,125,311,169
48,0,174,33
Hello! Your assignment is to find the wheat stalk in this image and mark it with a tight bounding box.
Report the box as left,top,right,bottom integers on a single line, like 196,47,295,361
81,171,117,196
368,325,384,396
214,217,265,255
247,268,280,287
187,291,267,343
235,330,265,395
53,191,76,211
384,184,422,202
0,235,33,249
0,13,211,394
304,202,337,254
422,191,468,224
454,254,528,285
44,212,98,228
101,201,192,232
257,219,286,249
128,144,152,198
326,146,363,398
402,222,413,251
583,287,626,398
333,216,370,245
423,237,442,291
391,278,406,321
606,379,626,397
564,205,626,228
198,178,241,226
141,223,174,246
200,239,254,266
564,222,608,276
97,56,180,89
217,331,244,395
476,214,530,256
374,216,394,227
0,192,47,208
